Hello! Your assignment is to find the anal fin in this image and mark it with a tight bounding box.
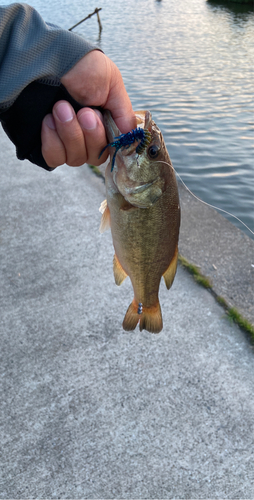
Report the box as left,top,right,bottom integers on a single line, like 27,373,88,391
113,254,128,286
163,246,178,290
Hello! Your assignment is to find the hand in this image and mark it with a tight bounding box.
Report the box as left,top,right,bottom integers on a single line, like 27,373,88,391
41,51,136,169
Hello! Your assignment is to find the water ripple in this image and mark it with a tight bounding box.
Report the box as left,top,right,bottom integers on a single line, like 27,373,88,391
25,0,254,236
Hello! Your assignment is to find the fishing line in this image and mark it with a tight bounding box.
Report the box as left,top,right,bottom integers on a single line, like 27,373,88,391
154,160,254,236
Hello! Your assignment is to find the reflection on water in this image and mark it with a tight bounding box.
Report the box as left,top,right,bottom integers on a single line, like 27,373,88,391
9,0,254,236
207,0,254,19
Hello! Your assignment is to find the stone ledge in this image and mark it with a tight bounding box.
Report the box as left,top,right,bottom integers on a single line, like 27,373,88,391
178,182,254,325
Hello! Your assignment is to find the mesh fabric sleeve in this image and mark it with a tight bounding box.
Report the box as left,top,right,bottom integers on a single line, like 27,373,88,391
0,3,99,170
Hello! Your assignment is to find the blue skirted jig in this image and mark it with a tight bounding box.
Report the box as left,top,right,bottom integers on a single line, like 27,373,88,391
99,127,152,171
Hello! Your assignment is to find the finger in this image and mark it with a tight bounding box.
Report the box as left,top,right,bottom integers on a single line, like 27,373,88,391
77,108,108,166
61,52,136,135
53,101,87,166
41,114,66,168
105,61,136,134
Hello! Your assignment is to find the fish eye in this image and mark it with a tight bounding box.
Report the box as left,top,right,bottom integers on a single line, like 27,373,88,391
148,145,160,159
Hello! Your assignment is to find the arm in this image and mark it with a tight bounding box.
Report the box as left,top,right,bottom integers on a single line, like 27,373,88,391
0,4,136,171
0,4,101,170
0,3,96,109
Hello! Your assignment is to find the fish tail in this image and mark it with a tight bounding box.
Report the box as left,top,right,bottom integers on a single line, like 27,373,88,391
122,300,140,332
139,302,163,334
123,300,163,334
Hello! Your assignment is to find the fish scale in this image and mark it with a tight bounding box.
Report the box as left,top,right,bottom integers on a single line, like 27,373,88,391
99,110,180,333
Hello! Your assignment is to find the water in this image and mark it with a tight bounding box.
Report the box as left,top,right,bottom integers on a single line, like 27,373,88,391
9,0,254,236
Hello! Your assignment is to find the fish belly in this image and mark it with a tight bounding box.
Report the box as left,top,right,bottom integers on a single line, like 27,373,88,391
108,188,179,332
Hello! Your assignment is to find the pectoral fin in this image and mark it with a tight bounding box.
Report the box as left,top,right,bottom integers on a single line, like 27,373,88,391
163,247,178,290
99,199,111,233
113,254,128,286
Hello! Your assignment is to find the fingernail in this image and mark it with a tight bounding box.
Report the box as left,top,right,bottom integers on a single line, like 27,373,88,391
78,110,97,131
44,114,56,130
55,102,74,123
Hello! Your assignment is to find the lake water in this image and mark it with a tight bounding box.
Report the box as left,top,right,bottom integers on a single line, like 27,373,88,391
12,0,254,236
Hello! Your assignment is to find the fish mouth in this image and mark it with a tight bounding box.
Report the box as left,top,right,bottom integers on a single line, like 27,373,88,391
103,110,121,143
103,110,152,143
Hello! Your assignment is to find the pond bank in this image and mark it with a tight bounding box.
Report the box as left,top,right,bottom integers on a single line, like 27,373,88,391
1,125,254,497
178,182,254,328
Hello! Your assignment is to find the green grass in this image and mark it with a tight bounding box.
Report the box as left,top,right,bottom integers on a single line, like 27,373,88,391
88,164,105,179
216,297,254,340
178,255,212,289
178,255,254,342
216,295,228,308
227,307,254,339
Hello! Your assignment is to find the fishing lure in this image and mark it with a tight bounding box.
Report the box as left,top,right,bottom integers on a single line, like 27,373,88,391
138,302,143,315
99,127,152,171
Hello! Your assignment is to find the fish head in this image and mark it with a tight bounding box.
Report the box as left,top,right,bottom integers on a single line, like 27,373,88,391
104,110,176,208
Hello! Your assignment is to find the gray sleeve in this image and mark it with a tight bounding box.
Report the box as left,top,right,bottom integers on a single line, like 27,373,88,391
0,3,98,110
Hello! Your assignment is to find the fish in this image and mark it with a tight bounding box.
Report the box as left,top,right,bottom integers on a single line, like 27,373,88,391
99,110,180,333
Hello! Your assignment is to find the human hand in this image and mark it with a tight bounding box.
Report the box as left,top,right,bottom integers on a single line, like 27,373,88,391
41,51,136,168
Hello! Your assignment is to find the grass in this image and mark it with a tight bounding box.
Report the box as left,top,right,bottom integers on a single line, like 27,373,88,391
227,307,254,339
178,255,212,289
88,164,105,179
178,254,254,342
216,295,228,308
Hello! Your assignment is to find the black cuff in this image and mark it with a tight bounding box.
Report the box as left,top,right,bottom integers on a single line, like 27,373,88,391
0,81,84,171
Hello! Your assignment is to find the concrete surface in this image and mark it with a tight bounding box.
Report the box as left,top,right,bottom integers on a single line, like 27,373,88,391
0,127,254,499
179,183,254,326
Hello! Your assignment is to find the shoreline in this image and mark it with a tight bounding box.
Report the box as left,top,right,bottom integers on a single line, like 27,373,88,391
178,182,254,327
90,162,254,330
